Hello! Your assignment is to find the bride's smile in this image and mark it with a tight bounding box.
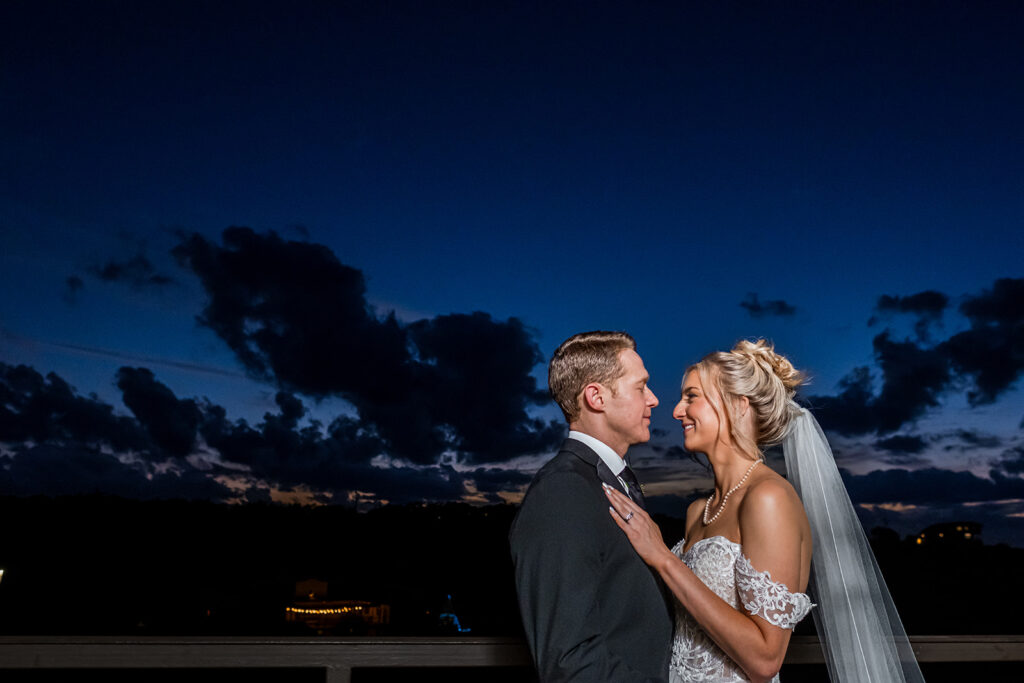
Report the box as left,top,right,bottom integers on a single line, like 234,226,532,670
673,370,721,455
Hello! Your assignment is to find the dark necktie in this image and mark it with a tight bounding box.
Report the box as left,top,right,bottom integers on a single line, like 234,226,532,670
619,465,646,509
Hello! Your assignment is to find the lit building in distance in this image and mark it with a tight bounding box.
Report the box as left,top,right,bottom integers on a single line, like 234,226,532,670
914,522,982,546
285,579,390,634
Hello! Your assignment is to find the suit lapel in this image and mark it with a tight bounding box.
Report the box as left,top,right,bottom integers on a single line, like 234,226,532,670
560,438,630,498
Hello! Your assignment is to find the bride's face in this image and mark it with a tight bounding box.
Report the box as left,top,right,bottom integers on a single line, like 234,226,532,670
673,370,723,455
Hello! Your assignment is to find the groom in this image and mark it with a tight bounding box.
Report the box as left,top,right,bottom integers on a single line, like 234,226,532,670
510,331,673,682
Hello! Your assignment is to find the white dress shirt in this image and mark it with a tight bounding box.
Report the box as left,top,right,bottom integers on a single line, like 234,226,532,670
567,430,636,498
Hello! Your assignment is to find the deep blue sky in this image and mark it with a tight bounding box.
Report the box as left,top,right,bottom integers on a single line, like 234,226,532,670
2,2,1023,545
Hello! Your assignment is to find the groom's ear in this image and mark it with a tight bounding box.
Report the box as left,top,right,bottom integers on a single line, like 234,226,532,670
581,383,605,413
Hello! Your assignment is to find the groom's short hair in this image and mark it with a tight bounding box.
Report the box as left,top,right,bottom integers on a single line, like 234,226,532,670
549,331,637,423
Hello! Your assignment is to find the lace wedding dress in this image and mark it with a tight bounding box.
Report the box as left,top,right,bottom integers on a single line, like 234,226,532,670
669,536,814,683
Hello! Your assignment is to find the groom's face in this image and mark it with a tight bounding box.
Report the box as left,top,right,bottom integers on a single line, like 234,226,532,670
603,349,659,448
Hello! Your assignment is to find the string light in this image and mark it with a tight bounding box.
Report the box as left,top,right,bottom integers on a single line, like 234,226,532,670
286,605,366,615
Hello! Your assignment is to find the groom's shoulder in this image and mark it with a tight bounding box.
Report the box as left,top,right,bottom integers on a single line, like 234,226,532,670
518,441,598,511
532,439,593,480
512,443,602,540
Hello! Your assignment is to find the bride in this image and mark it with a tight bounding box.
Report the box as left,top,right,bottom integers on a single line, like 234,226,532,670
604,340,924,682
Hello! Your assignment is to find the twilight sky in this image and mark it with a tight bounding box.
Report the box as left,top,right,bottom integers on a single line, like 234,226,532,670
2,2,1023,545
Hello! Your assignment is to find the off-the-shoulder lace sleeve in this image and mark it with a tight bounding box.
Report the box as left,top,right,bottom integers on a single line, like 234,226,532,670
735,553,814,629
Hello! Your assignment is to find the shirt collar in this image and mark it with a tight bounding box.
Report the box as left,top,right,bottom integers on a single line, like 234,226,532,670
568,430,625,475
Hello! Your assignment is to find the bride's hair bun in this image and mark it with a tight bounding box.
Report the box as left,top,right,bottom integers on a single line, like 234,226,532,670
731,339,806,394
688,339,807,459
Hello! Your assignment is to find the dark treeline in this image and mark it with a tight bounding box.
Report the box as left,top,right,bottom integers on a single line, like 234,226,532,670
0,496,520,636
0,495,1019,637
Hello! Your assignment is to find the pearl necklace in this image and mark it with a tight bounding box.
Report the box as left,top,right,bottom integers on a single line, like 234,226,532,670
703,459,761,526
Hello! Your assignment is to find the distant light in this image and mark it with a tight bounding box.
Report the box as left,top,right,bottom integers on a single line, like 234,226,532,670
286,605,365,615
915,538,922,545
0,569,4,583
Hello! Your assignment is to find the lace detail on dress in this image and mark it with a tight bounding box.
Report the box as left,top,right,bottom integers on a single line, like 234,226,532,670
669,536,751,682
668,536,812,683
735,553,814,629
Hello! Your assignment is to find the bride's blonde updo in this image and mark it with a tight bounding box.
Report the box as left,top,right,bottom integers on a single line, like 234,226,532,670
688,339,806,460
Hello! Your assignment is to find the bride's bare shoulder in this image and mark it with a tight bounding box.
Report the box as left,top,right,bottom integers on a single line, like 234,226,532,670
741,470,805,522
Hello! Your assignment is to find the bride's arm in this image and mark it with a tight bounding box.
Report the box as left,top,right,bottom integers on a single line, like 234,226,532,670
605,482,807,683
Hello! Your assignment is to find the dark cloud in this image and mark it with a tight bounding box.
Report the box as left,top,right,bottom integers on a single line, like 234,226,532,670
173,228,561,465
998,446,1024,475
146,466,238,500
116,367,202,458
870,290,949,340
88,253,175,289
0,444,232,501
463,467,533,494
209,408,468,504
405,313,562,460
811,278,1023,437
1,361,481,504
194,385,473,504
739,293,796,318
989,468,1024,498
953,429,1003,449
875,291,950,317
0,363,148,452
273,391,305,427
0,444,148,498
841,467,1024,506
63,275,84,304
0,364,228,500
941,277,1024,405
870,331,951,431
201,407,382,489
806,366,879,436
355,464,468,505
809,331,950,437
172,227,409,396
874,434,928,455
244,486,274,504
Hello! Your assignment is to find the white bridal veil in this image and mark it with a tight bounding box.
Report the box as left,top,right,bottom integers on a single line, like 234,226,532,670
782,405,926,683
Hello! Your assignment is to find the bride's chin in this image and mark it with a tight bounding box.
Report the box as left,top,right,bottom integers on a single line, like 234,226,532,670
683,438,709,456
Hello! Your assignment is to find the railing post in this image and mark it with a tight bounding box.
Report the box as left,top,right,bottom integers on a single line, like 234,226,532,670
325,664,352,683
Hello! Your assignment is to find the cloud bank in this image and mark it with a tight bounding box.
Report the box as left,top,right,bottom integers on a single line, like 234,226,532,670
811,277,1024,436
6,228,1023,533
0,361,532,505
171,228,562,466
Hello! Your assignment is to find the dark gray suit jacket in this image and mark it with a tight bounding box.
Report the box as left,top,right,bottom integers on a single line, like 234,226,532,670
509,438,673,682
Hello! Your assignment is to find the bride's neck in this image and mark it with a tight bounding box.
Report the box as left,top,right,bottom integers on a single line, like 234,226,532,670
709,449,757,494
